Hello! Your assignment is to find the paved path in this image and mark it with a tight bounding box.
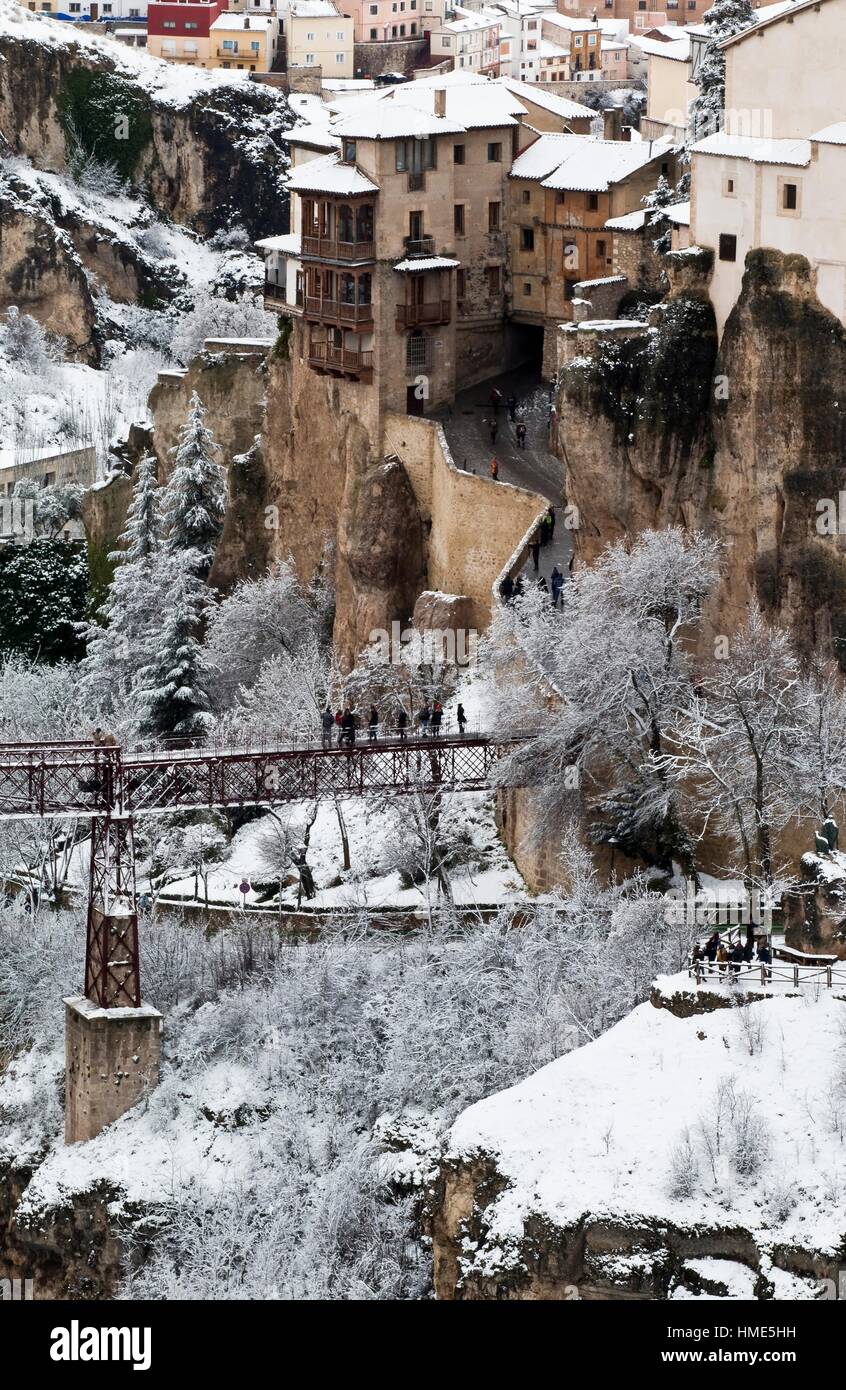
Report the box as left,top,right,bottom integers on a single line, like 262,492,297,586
434,363,572,598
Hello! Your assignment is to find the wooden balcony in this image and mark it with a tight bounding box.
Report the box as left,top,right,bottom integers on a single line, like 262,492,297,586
305,296,374,327
308,342,374,381
301,236,375,262
396,299,451,328
264,279,299,313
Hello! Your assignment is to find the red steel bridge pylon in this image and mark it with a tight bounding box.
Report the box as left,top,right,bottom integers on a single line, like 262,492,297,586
0,729,532,1010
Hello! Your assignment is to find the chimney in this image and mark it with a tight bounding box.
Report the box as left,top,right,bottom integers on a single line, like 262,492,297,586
434,87,446,117
603,106,623,141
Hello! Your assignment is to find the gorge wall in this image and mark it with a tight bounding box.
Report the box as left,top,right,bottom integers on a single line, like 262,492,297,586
556,248,846,666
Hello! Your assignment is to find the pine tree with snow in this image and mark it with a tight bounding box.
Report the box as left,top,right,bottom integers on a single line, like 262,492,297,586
689,0,756,141
163,393,226,577
642,174,676,254
80,452,165,715
136,551,214,737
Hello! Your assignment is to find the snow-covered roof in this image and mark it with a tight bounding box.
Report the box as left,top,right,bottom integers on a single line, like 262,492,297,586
434,8,500,31
289,0,342,15
393,256,461,272
720,0,827,48
665,199,690,226
540,136,670,192
629,33,690,60
604,207,647,232
330,101,466,139
691,132,812,166
538,38,569,58
288,124,340,151
373,81,523,129
255,232,302,255
541,12,602,30
210,13,276,30
500,76,594,121
811,121,846,146
286,153,379,195
510,131,579,180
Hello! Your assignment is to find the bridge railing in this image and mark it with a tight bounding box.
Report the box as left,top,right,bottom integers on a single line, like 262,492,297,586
118,715,508,760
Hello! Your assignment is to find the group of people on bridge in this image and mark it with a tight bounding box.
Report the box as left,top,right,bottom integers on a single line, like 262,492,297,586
321,702,468,750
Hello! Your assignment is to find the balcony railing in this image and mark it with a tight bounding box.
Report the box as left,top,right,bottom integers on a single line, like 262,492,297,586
305,296,373,325
403,235,435,258
308,342,374,378
396,299,451,328
264,278,299,311
301,236,375,262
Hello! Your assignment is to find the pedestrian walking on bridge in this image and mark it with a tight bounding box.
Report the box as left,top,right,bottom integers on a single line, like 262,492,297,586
515,421,527,449
321,706,335,749
368,705,379,741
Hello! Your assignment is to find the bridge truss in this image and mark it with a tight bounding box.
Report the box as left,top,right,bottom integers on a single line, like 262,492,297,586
0,733,525,1009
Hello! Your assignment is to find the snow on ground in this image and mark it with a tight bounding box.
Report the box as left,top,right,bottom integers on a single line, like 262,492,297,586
0,0,253,106
448,993,846,1270
155,788,526,912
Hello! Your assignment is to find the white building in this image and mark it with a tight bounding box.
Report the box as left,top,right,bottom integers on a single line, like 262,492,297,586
429,6,502,75
690,0,846,333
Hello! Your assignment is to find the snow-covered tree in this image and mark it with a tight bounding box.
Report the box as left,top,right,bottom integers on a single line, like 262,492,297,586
642,174,676,255
1,307,59,375
163,393,226,576
180,820,228,908
204,564,330,712
489,529,721,872
136,551,215,737
170,290,279,367
80,453,164,716
10,479,83,540
666,606,808,887
688,0,756,140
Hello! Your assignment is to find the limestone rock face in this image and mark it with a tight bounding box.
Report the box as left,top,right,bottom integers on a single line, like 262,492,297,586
412,590,475,636
338,457,426,658
783,850,846,959
0,192,96,359
556,249,846,662
0,33,292,240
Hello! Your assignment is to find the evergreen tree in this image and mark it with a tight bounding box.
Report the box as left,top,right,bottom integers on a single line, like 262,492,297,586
136,550,214,737
163,392,226,576
0,542,88,663
80,452,164,711
642,174,676,254
689,0,756,141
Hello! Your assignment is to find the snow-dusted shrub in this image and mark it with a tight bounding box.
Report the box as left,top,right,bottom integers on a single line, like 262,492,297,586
1,307,60,376
667,1128,700,1201
169,290,278,366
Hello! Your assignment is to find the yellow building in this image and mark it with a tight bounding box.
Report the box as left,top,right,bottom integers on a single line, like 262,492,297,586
287,0,355,79
208,11,280,71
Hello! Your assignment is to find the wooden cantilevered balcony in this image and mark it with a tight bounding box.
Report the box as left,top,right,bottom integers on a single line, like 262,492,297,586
308,341,373,382
264,279,299,313
301,236,375,263
304,296,374,328
396,299,451,329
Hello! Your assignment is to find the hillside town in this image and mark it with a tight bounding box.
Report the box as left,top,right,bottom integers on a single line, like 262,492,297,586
0,0,844,1350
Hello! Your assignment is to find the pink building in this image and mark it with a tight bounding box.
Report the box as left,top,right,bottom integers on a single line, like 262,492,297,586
346,0,444,44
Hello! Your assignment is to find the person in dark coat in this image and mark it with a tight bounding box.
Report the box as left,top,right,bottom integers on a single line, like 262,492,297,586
457,702,467,735
488,417,499,446
540,512,552,547
507,393,517,422
515,421,527,449
547,505,556,538
342,708,356,747
431,701,443,736
368,705,379,741
418,704,431,737
550,564,564,606
397,707,408,740
335,708,345,746
704,931,720,963
321,706,335,749
729,940,745,975
500,574,514,601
